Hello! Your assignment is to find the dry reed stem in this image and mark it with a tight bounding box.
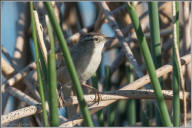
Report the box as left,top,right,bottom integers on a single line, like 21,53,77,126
66,2,154,50
66,3,165,45
13,3,31,73
2,47,17,68
59,53,191,127
1,57,16,79
1,62,36,93
172,2,186,126
94,10,106,32
66,4,135,44
2,86,67,125
13,10,26,67
4,54,190,126
2,56,41,101
2,104,67,126
1,57,39,114
1,105,41,125
6,86,39,105
182,2,191,91
104,26,172,52
99,2,144,78
62,90,190,107
1,87,42,125
33,11,48,63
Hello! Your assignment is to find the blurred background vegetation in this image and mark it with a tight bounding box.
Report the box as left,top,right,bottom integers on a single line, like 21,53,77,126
1,1,191,127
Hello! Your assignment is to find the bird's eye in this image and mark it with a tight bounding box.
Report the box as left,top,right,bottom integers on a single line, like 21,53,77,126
95,37,99,42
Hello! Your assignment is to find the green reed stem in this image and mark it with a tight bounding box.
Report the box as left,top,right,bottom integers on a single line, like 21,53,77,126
30,2,49,126
148,2,163,126
44,2,93,126
125,63,136,125
46,15,59,126
172,2,180,126
126,3,172,126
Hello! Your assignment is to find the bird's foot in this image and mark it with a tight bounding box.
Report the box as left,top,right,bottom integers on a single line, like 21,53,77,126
81,83,101,104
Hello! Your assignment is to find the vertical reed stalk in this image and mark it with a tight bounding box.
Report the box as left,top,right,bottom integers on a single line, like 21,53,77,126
44,2,93,126
172,2,185,126
105,66,115,126
125,63,136,125
46,15,59,126
30,2,49,126
126,2,172,126
148,2,163,126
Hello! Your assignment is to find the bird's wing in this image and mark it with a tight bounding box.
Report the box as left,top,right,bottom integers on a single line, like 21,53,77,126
55,46,80,84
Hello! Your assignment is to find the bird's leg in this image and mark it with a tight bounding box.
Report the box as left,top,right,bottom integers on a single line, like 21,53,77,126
81,83,101,104
57,83,65,108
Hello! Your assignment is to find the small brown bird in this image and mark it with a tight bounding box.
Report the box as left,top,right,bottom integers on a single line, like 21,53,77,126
56,32,113,116
56,32,112,86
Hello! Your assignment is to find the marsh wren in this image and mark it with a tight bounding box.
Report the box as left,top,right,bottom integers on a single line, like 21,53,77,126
56,32,113,86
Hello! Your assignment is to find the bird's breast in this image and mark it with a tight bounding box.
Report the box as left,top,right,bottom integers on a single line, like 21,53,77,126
56,44,104,84
76,46,103,82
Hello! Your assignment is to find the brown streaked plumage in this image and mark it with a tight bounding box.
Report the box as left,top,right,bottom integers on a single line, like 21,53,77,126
56,33,110,85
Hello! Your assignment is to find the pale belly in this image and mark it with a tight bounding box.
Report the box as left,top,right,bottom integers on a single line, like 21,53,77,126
78,52,101,82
